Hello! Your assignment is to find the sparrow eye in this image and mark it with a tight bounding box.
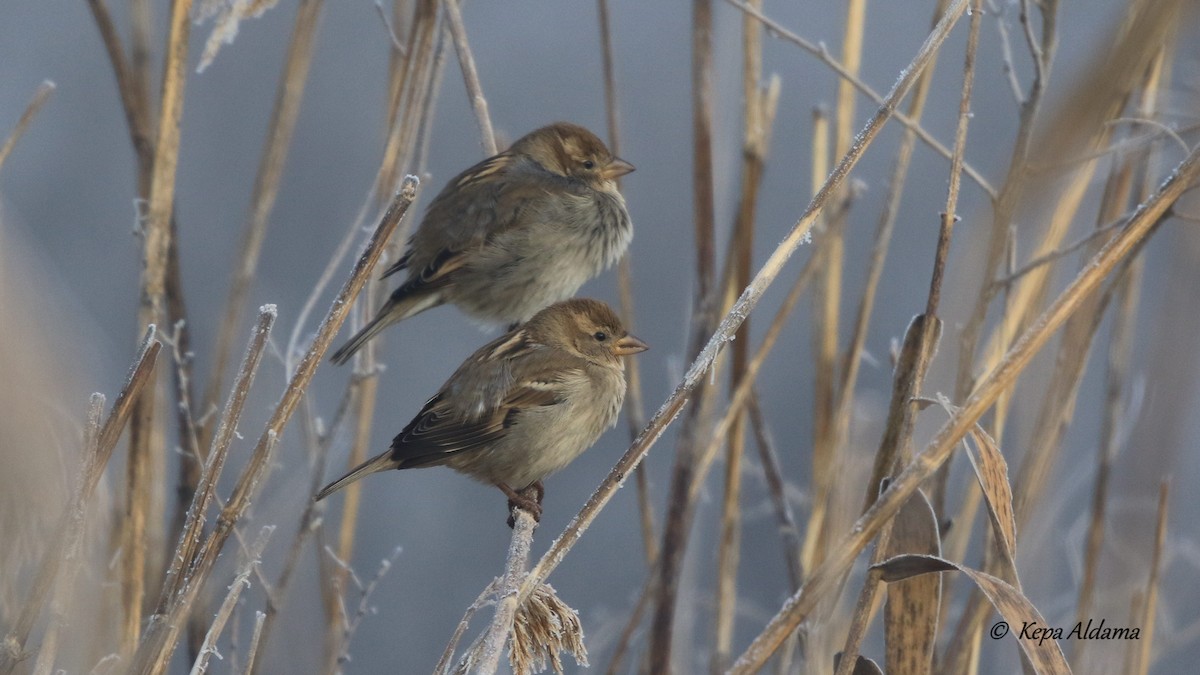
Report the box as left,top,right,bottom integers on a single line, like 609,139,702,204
593,331,608,342
583,160,595,170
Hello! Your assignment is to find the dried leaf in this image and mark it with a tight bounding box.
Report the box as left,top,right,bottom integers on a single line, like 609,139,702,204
883,490,942,675
873,554,1071,674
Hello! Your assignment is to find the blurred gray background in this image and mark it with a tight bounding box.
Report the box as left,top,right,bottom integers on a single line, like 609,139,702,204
3,0,1200,672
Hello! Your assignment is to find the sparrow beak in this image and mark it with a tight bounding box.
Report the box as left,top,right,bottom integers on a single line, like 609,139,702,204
612,334,649,357
601,157,636,180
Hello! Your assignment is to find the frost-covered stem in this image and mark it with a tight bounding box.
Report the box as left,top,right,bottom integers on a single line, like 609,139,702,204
242,612,267,675
157,308,276,612
727,141,1200,675
325,546,403,670
442,0,496,155
189,527,274,675
475,509,537,675
517,0,970,610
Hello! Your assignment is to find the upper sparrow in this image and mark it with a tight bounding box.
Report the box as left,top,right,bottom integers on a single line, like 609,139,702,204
316,298,648,522
331,122,635,365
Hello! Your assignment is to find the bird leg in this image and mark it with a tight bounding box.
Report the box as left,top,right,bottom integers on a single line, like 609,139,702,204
498,482,542,528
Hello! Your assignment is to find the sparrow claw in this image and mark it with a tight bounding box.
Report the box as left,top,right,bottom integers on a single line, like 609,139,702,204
499,482,543,528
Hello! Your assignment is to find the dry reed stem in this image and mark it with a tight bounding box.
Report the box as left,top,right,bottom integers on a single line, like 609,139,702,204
28,394,104,675
124,0,194,652
241,612,267,675
515,0,970,640
378,0,438,197
796,102,830,576
804,0,866,572
83,0,153,167
0,328,160,673
0,80,54,174
927,0,980,317
443,0,497,155
129,0,153,121
713,7,775,665
255,397,348,674
942,232,1137,674
596,0,657,568
188,526,274,675
725,0,996,200
747,393,803,590
601,573,655,675
726,138,1200,674
835,315,943,675
475,509,538,675
1073,237,1142,666
1131,481,1169,675
952,0,1056,403
645,0,721,666
202,0,326,449
323,546,403,670
156,309,277,614
832,524,895,675
835,0,952,460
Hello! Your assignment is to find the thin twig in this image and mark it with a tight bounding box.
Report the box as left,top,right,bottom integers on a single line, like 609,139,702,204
725,0,997,200
188,526,275,675
436,581,499,675
0,80,54,174
1132,481,1169,675
442,0,496,155
241,613,267,675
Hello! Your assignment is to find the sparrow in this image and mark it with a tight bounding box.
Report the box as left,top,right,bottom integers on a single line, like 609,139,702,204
316,299,648,523
330,122,635,365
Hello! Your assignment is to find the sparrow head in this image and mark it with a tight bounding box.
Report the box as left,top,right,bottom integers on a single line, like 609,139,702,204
514,123,635,190
528,298,648,366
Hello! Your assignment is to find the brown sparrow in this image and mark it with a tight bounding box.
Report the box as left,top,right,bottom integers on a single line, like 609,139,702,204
317,299,648,522
331,123,634,365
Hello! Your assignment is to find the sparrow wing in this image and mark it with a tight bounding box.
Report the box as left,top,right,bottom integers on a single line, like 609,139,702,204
383,153,566,285
386,328,584,468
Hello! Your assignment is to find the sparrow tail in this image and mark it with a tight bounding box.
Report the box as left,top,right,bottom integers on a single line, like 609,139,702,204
315,450,397,501
329,311,394,365
329,292,441,365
